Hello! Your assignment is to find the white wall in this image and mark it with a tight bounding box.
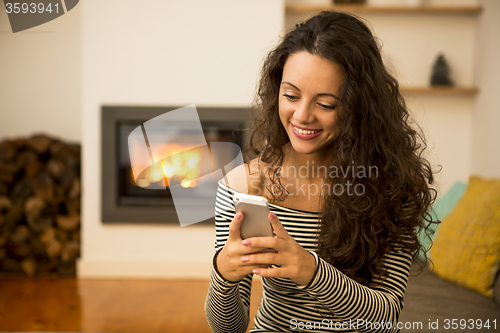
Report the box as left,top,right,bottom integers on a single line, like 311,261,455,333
78,0,285,278
471,0,500,178
0,2,81,143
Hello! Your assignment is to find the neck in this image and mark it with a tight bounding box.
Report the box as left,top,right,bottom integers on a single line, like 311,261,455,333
281,143,331,180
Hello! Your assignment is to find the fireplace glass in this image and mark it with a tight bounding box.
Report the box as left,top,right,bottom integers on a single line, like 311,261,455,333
102,106,250,224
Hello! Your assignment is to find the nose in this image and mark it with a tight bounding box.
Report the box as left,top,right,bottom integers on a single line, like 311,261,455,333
293,101,315,124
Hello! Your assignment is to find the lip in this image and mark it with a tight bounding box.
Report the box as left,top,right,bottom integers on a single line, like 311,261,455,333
292,123,321,131
291,123,324,140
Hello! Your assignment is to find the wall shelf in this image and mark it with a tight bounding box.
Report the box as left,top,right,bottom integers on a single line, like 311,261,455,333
286,5,483,15
400,86,479,95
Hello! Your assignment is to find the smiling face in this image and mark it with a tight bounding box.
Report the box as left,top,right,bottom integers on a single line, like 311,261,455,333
279,51,344,159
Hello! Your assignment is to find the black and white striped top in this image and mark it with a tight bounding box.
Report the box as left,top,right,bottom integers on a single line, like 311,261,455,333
205,180,413,333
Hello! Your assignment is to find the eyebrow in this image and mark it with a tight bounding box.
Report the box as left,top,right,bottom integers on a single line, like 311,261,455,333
281,81,340,100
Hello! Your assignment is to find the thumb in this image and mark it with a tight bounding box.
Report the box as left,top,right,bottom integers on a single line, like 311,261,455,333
268,211,288,238
228,211,244,241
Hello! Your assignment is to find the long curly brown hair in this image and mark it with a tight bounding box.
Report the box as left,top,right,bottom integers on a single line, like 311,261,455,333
244,10,438,285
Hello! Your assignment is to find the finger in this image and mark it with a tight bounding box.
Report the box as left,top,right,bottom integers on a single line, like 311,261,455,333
268,211,289,239
241,252,281,266
228,212,244,241
241,245,274,254
253,266,284,278
242,237,283,253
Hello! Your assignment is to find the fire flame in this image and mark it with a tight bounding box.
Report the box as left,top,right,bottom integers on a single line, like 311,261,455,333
132,143,203,188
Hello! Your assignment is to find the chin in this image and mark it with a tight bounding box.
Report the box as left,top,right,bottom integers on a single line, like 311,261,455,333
290,142,319,155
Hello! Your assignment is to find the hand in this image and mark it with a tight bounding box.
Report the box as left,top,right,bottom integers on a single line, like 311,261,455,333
216,211,271,282
240,211,317,286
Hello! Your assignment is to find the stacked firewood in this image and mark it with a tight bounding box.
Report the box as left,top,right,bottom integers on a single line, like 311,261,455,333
0,134,80,276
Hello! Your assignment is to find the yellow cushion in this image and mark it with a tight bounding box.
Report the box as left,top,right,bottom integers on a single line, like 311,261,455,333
430,176,500,298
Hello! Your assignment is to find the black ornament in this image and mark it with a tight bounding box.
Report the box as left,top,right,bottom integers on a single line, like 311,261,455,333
430,54,454,86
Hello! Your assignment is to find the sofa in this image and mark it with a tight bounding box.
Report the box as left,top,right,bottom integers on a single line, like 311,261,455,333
398,177,500,332
399,264,500,332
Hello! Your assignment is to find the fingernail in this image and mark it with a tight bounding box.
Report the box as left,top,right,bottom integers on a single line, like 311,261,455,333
270,212,277,219
242,239,251,246
235,212,242,219
252,269,261,274
241,256,249,263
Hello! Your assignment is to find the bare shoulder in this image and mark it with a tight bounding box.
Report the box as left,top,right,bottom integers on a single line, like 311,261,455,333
220,158,265,196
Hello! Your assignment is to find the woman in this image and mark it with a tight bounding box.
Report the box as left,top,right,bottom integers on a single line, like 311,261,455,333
205,10,436,333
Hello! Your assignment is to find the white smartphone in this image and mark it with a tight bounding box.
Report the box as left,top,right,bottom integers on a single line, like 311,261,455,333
233,192,274,240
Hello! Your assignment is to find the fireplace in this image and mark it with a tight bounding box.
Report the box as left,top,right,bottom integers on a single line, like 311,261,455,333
101,106,250,224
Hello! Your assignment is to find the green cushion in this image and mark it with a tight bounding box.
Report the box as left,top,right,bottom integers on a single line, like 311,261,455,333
417,181,468,262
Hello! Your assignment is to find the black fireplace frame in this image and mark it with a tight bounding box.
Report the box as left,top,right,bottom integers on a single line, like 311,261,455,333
101,105,251,224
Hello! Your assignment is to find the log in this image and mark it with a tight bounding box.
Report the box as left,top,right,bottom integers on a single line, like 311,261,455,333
24,196,45,219
0,141,16,162
29,235,46,258
32,172,54,202
68,178,80,199
15,150,38,171
47,158,65,180
56,229,69,243
0,182,8,196
11,138,26,150
56,215,80,231
65,199,80,215
40,226,63,259
57,262,76,276
1,258,23,273
53,185,66,206
10,225,30,244
26,134,52,154
10,177,33,203
45,240,62,259
26,216,53,234
50,141,80,168
0,232,9,248
40,227,56,245
4,204,23,226
9,242,31,258
70,229,80,241
37,258,59,273
20,257,36,276
0,163,18,184
0,196,12,214
0,196,12,228
25,160,44,178
42,202,59,217
61,240,79,262
59,168,76,189
48,141,65,157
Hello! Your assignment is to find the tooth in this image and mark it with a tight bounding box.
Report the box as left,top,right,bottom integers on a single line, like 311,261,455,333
295,125,320,135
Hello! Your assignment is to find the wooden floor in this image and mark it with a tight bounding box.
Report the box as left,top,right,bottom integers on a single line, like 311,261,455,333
0,276,263,333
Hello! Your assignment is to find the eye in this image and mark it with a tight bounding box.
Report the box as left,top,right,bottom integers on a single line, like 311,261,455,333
282,94,298,101
318,103,337,111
